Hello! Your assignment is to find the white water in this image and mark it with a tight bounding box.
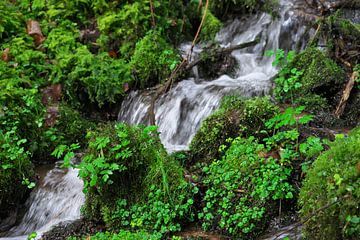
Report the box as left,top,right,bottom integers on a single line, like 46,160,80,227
1,1,312,239
0,163,84,239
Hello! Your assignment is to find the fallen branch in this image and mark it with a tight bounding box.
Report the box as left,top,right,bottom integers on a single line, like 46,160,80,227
334,71,358,118
185,38,260,71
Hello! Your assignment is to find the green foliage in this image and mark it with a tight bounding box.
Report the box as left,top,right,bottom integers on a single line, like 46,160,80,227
105,183,195,234
27,232,37,240
69,48,132,107
199,137,294,238
0,127,34,219
130,31,180,87
299,128,360,239
190,96,278,164
0,1,23,40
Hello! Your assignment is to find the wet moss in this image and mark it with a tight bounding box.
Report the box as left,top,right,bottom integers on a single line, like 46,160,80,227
299,127,360,239
200,10,222,41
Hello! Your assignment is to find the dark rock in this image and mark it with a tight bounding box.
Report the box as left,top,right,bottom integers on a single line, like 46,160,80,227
41,219,105,240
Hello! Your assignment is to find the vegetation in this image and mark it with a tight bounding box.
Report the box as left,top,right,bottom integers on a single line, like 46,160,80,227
197,104,323,238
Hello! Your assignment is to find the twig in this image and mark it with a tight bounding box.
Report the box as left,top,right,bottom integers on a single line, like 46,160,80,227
147,0,209,125
334,71,358,118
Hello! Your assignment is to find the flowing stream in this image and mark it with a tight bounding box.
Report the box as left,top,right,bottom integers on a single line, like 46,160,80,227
118,0,311,152
1,1,314,239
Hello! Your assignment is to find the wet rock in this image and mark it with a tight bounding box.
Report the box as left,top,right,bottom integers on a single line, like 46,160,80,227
41,219,104,240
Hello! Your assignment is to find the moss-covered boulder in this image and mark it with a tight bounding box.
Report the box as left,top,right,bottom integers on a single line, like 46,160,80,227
291,48,344,91
299,127,360,239
189,96,279,164
80,123,194,235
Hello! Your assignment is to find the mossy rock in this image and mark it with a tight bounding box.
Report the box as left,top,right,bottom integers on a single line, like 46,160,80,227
189,96,279,164
290,47,345,95
82,123,165,217
299,127,360,239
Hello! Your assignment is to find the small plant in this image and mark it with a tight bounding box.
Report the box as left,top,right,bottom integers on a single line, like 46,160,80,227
266,50,303,103
27,232,37,240
199,137,294,237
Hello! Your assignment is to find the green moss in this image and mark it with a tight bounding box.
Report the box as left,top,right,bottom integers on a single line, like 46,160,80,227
190,96,278,164
55,105,96,147
200,10,222,41
274,47,345,109
299,127,360,239
130,31,180,88
290,47,345,93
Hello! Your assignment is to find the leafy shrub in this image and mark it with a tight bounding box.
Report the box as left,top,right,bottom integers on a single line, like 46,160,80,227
299,128,360,239
130,31,180,88
0,128,34,220
190,96,278,164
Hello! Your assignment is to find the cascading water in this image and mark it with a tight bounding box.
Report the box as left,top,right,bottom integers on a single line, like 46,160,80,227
1,1,314,239
0,163,84,240
118,0,312,152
